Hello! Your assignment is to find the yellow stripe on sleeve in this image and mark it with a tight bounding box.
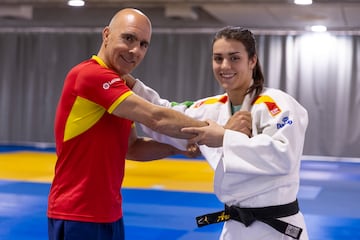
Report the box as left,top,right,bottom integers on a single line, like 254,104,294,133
108,91,133,114
254,95,282,116
254,95,274,104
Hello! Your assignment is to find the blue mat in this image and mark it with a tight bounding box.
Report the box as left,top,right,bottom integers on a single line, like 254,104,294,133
1,158,360,240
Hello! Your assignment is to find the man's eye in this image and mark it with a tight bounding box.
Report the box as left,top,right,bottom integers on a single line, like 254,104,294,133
140,41,149,49
123,34,135,42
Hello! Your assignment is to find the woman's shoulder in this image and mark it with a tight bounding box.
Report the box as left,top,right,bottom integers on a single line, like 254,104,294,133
260,87,299,102
255,87,304,108
191,93,229,108
256,87,307,114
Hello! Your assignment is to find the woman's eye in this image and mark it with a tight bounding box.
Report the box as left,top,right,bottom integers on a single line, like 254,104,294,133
231,56,240,61
213,57,223,63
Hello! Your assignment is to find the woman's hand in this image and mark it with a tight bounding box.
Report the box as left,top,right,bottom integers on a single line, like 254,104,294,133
122,74,137,89
225,111,252,137
181,111,252,148
181,120,225,147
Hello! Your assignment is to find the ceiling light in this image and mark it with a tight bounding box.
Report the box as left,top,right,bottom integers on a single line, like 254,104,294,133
0,5,33,20
68,0,85,7
310,25,327,32
165,4,198,20
294,0,312,5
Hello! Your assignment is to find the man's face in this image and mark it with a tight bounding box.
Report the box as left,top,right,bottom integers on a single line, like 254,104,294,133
103,14,151,75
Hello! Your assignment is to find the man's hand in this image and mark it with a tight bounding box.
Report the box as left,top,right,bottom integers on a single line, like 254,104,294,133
224,111,252,137
180,143,201,158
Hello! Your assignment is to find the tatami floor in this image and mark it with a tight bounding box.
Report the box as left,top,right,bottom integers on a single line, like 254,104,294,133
0,145,360,240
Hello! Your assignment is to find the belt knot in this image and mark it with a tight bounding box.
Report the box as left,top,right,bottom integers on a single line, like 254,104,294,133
226,205,256,227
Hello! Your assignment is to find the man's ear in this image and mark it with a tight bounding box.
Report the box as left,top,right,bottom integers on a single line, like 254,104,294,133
102,27,110,46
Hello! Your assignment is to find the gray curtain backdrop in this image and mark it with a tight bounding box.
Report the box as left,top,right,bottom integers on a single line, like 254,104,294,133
0,28,359,158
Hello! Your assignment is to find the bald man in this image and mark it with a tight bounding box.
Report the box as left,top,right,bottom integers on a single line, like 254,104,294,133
47,8,206,240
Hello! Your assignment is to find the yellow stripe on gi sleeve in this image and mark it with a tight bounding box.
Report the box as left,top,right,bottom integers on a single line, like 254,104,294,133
64,96,106,141
254,95,282,116
254,95,274,104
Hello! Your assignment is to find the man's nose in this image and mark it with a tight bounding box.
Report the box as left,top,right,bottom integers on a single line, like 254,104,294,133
129,43,143,56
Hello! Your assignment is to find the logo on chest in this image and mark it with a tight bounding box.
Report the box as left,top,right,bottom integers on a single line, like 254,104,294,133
277,116,293,129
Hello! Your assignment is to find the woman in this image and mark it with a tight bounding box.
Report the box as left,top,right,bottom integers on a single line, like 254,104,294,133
126,26,309,240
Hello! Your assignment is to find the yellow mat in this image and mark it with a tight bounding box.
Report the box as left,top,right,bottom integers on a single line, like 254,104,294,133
0,151,214,193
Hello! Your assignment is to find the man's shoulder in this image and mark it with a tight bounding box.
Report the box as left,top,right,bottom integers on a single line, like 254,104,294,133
71,59,117,79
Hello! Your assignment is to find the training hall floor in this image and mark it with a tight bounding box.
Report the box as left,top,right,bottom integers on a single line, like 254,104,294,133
0,145,360,240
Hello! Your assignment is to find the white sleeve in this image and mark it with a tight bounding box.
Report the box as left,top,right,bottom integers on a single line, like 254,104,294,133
132,78,188,150
132,78,172,107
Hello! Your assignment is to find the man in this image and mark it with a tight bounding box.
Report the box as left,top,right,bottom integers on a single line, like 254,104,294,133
47,8,206,240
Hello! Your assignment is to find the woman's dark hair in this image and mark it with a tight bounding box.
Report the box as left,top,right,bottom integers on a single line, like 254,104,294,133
212,26,264,99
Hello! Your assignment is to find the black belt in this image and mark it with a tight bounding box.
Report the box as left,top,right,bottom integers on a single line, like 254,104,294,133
196,199,302,239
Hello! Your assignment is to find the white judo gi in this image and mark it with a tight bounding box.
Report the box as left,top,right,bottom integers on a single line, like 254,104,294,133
132,79,309,240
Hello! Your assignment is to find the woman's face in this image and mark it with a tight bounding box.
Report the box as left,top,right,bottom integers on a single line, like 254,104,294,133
212,38,256,93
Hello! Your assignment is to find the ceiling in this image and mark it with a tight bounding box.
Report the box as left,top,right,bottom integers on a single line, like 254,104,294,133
1,0,360,33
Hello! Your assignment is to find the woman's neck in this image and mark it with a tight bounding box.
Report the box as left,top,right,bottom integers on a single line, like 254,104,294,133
227,89,246,106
